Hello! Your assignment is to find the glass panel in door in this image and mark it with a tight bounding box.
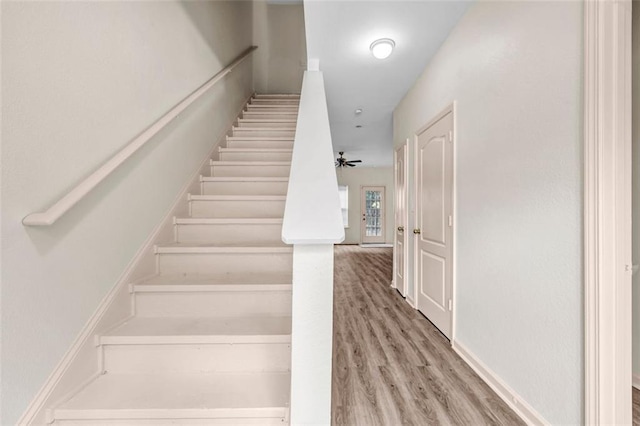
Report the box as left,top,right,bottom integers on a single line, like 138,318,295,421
361,186,385,244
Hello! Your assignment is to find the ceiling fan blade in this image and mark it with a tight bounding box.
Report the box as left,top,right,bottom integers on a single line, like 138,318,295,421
347,160,362,163
347,163,356,167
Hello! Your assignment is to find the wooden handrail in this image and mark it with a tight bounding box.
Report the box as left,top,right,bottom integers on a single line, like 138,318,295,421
22,46,257,226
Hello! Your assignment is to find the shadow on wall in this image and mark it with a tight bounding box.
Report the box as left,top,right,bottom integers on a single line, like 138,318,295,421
252,1,307,94
180,1,253,66
2,1,255,424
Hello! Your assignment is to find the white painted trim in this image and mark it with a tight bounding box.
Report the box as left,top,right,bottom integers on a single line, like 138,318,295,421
450,101,458,343
412,133,419,309
583,1,633,424
22,47,257,227
392,149,398,291
633,374,640,390
393,140,409,296
17,94,253,425
406,296,416,309
452,341,548,426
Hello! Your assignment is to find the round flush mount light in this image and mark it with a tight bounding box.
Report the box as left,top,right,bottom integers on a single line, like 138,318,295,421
355,108,363,115
370,38,395,59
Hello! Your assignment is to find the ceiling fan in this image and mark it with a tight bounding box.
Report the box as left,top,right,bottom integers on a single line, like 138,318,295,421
335,151,362,168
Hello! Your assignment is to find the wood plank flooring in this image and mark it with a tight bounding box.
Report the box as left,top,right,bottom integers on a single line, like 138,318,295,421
634,387,639,426
332,245,524,425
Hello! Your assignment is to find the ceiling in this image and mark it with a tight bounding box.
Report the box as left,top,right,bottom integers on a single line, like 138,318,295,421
304,1,472,167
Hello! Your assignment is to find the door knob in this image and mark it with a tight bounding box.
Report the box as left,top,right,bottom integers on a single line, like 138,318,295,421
397,226,404,232
413,229,421,234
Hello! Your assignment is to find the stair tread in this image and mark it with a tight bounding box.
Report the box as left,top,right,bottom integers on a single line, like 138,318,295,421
218,148,293,152
226,136,294,141
136,272,292,287
103,316,292,340
175,217,283,224
200,176,289,182
54,372,290,417
157,242,289,249
189,194,286,200
253,93,300,96
233,127,295,131
155,244,291,256
238,119,297,122
210,160,291,165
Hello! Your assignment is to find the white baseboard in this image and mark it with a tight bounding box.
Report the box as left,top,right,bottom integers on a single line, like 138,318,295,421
452,340,548,426
17,93,253,426
406,296,416,309
633,373,640,390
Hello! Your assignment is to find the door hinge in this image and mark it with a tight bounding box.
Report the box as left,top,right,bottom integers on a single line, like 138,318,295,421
448,215,453,227
448,299,452,311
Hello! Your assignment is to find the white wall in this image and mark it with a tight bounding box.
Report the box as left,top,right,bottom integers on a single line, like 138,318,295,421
632,1,640,382
0,2,253,424
253,1,306,94
336,167,394,245
394,2,583,424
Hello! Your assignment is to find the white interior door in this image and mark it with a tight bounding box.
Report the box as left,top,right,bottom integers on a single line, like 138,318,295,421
394,144,408,295
415,109,454,339
361,186,385,244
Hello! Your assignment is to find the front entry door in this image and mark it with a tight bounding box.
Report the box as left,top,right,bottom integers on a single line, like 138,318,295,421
361,186,385,244
415,108,454,339
394,143,408,295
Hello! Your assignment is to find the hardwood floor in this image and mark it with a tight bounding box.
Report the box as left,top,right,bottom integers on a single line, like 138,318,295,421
332,245,524,426
634,387,639,426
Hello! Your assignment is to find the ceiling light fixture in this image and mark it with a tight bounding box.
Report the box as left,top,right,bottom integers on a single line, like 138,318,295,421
370,38,395,60
355,108,363,115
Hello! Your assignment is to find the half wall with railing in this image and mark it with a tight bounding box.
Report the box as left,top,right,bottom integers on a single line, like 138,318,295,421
282,70,345,424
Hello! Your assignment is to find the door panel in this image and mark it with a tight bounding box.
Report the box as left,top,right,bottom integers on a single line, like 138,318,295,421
421,138,446,245
415,110,453,338
361,186,385,244
394,143,408,295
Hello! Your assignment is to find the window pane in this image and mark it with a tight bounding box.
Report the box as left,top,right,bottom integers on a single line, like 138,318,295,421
365,190,382,236
338,185,348,227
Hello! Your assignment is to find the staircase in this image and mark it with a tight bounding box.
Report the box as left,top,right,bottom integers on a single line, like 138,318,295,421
50,94,300,425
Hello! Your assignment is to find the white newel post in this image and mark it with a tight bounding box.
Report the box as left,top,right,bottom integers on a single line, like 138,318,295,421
290,244,334,425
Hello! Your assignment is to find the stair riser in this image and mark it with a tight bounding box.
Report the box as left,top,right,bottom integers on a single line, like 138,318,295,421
226,140,294,150
175,223,282,245
103,343,291,373
241,112,298,120
157,252,292,275
135,290,292,317
237,121,296,129
232,129,295,138
219,151,292,162
246,105,298,110
55,418,286,425
210,165,290,178
190,200,285,218
202,181,288,196
254,94,300,98
250,100,299,106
